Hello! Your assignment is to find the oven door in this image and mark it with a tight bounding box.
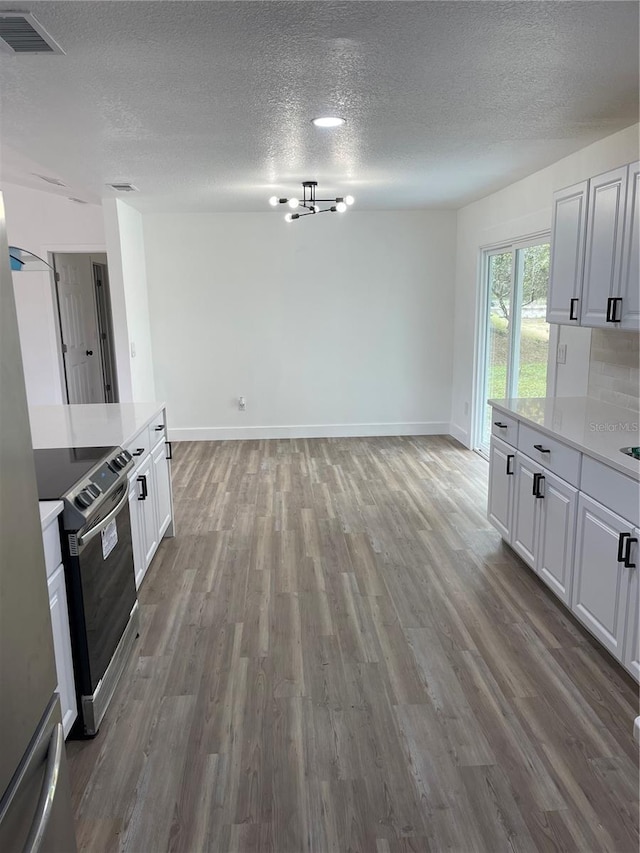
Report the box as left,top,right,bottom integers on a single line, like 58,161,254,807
72,482,137,694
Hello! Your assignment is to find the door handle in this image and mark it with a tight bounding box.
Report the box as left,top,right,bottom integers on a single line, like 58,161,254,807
86,349,93,356
166,440,173,460
569,297,579,320
137,474,148,500
606,297,622,323
617,532,630,563
77,488,128,547
506,454,514,475
24,723,64,853
532,472,545,498
617,533,638,567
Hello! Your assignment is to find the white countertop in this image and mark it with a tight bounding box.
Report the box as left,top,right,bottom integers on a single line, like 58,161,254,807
39,500,63,529
29,402,165,450
490,396,640,481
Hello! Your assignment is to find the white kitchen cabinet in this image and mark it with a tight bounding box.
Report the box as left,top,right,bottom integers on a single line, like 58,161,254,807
546,161,639,330
547,180,588,325
622,528,639,679
536,470,577,606
618,161,640,331
572,494,633,660
488,437,515,543
581,165,628,328
512,453,539,568
136,452,158,573
127,423,174,590
511,453,577,603
152,439,172,539
47,563,77,738
128,475,147,591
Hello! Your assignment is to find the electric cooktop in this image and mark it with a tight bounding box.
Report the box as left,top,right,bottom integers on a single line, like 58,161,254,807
33,446,119,500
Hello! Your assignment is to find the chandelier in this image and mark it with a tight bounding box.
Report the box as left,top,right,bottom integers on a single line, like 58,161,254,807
269,181,354,222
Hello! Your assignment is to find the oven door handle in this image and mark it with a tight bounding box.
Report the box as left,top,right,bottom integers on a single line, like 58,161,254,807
77,488,129,548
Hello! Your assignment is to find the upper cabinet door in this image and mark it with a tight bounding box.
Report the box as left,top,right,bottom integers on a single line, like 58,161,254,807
580,165,628,328
617,161,640,331
547,181,588,325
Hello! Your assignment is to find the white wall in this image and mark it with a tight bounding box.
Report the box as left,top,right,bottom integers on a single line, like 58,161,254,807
103,199,156,402
1,183,105,405
143,211,456,439
451,123,640,447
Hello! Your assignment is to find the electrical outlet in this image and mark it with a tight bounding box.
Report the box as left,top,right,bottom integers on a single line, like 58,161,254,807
238,396,246,411
557,343,567,364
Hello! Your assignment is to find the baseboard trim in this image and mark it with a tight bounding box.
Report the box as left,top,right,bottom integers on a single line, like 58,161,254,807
449,422,469,448
168,421,451,442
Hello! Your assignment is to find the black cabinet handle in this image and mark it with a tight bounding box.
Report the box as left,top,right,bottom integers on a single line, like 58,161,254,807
533,444,551,454
137,475,148,500
624,536,637,569
86,349,93,356
494,421,508,429
617,532,630,562
569,297,579,320
166,441,173,460
506,454,514,475
615,532,637,567
132,448,144,457
532,472,545,498
155,424,164,431
606,297,622,323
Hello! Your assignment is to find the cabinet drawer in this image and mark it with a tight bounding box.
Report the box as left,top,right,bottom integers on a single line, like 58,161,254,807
124,428,150,468
42,518,62,579
518,423,582,487
581,456,639,526
491,410,519,446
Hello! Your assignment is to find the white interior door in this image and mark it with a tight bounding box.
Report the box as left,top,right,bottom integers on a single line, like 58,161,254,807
54,253,105,404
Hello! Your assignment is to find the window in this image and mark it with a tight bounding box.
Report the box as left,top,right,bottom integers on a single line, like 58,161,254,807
476,237,551,454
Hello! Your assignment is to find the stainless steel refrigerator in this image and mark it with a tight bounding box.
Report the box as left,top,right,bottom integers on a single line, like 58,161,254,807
0,192,77,850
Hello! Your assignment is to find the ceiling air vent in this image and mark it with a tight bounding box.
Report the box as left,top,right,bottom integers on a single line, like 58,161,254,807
107,183,139,193
34,173,68,187
0,12,65,55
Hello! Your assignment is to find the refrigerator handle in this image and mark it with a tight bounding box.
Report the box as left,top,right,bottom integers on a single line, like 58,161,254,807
24,723,64,853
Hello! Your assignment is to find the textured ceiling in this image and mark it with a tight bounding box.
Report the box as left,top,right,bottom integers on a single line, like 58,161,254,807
0,1,638,212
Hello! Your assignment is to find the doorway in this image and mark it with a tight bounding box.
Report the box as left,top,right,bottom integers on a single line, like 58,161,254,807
52,253,118,404
475,237,551,455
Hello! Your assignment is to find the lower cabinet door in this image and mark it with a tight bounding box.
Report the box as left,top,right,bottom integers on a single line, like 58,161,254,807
536,470,578,605
47,563,77,738
623,529,640,679
512,453,540,568
137,453,159,568
488,437,515,542
572,493,632,660
128,475,147,590
152,439,172,539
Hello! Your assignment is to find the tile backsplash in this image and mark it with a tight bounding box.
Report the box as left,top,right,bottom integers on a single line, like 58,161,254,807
588,328,640,411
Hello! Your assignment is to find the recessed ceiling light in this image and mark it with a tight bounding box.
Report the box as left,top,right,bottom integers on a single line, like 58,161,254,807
312,116,345,128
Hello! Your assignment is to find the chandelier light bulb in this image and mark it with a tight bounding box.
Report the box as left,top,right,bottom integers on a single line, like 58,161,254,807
336,201,347,213
345,195,355,206
269,196,279,207
285,213,293,223
288,198,299,209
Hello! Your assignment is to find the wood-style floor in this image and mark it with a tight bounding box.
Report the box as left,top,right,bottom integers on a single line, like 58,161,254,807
67,436,639,853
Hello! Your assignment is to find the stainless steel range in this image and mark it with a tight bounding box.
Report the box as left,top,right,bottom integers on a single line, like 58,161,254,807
33,445,138,737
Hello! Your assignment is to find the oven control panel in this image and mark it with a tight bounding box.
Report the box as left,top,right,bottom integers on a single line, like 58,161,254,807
64,448,134,530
